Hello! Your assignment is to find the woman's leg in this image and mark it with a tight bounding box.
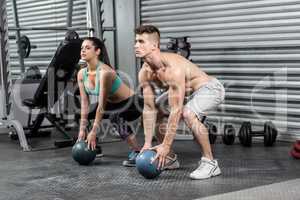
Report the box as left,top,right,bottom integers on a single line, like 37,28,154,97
125,129,140,152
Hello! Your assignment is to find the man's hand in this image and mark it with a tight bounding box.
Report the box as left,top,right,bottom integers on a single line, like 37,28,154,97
141,143,152,153
151,144,171,170
86,131,97,150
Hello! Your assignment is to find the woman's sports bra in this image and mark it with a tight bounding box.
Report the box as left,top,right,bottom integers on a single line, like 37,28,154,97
82,62,122,96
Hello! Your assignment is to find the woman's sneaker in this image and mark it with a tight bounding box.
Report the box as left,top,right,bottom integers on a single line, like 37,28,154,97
122,151,139,167
95,145,103,158
189,157,221,179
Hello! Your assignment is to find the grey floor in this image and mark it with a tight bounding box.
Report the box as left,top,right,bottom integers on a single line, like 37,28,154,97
1,130,300,200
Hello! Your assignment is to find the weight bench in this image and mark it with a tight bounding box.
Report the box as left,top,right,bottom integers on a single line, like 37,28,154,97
21,30,82,149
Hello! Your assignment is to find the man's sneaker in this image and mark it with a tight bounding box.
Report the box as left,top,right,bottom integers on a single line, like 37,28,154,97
122,151,139,167
164,154,180,170
189,157,221,180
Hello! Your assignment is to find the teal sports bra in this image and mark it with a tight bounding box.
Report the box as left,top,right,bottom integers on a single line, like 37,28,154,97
82,62,122,96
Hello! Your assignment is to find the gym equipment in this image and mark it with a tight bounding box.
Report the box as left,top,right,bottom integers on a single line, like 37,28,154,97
18,35,37,58
207,124,236,145
290,141,300,159
222,124,236,145
0,1,30,151
136,150,162,179
166,36,191,59
24,65,42,80
294,141,300,151
20,30,82,149
290,149,300,159
72,141,97,165
238,121,277,147
19,35,31,58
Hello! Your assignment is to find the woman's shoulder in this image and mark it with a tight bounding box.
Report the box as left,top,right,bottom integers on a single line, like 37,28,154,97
77,68,86,80
100,63,117,76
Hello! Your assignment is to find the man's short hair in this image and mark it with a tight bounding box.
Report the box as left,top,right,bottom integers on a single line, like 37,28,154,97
135,25,160,47
135,24,160,38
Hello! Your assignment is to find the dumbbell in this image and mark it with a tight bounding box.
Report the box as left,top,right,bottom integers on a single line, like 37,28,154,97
290,140,300,159
238,121,277,147
207,124,236,145
222,124,236,145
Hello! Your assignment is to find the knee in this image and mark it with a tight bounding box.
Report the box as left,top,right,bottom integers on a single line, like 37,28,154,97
182,108,196,123
113,122,133,141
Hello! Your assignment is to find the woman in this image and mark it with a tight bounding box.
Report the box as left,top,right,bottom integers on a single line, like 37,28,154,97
77,37,143,166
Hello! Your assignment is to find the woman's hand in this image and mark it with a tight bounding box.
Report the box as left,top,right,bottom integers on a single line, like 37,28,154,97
77,131,86,141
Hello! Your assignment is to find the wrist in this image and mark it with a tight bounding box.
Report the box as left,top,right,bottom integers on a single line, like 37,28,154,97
89,130,97,136
91,125,99,134
162,139,173,149
162,142,171,148
79,128,86,133
144,142,152,147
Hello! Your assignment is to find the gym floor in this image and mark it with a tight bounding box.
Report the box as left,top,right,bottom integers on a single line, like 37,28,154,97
1,129,300,200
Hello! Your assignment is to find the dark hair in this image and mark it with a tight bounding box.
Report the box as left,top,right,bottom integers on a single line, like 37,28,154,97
83,37,111,67
135,25,160,38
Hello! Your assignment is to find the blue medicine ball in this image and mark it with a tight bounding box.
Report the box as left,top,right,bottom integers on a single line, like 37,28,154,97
136,150,162,179
72,140,96,165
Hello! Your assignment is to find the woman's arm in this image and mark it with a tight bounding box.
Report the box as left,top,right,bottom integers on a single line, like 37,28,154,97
77,69,89,140
87,66,114,149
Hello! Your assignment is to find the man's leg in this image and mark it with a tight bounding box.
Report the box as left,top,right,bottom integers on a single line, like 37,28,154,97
181,79,225,179
182,108,221,179
182,109,213,160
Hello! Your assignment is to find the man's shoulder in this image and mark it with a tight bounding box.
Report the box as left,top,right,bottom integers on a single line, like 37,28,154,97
161,51,182,59
161,52,188,68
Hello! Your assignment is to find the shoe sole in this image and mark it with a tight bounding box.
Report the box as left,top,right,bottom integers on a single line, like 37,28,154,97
164,162,180,170
96,153,104,158
189,168,221,180
122,161,136,167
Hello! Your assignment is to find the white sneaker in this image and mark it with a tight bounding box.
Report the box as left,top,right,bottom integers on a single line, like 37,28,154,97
189,157,221,180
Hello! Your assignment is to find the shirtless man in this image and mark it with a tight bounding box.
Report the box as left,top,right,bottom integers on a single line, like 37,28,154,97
135,25,225,179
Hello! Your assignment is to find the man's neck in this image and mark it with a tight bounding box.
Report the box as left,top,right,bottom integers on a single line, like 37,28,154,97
143,50,163,70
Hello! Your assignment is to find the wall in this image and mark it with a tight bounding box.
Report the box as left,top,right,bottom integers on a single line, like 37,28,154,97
115,0,138,86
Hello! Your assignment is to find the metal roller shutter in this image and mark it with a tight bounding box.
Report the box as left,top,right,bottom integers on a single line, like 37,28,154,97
6,0,88,76
140,0,300,140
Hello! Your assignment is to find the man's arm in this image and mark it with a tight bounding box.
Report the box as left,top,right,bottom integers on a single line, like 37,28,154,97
138,67,157,149
162,68,185,148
